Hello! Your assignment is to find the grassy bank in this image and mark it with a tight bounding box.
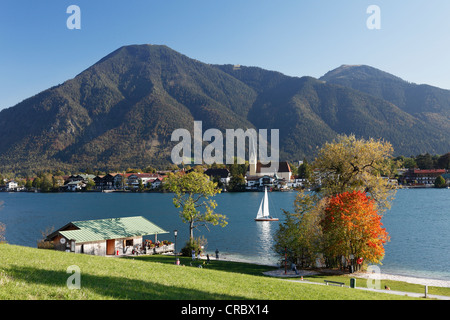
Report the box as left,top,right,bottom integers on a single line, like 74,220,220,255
0,244,426,300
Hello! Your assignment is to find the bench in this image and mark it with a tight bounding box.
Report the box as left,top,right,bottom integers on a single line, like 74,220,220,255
324,280,345,287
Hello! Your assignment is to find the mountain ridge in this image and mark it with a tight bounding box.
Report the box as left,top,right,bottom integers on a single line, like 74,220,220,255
0,44,448,173
320,64,450,131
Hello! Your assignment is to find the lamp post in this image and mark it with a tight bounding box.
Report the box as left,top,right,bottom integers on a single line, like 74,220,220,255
174,230,178,265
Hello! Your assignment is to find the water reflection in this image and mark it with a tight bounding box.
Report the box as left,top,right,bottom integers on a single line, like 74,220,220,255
2,190,449,279
256,221,273,254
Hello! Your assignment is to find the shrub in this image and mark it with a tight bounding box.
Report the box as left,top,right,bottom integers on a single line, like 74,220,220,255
180,236,207,257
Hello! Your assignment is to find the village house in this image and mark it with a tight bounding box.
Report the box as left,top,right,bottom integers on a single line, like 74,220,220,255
288,176,307,189
5,180,18,191
244,158,292,191
204,168,231,186
65,180,85,191
246,161,292,182
66,174,96,183
399,168,447,186
245,175,277,190
151,177,163,189
64,174,96,191
113,173,128,188
94,173,116,190
93,173,166,190
45,216,170,256
245,176,260,190
127,173,162,189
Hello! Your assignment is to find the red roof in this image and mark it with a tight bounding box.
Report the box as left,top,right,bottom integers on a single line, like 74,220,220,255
411,169,445,175
253,161,291,173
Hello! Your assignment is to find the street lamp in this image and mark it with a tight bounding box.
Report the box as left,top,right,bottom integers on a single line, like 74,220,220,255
174,230,178,265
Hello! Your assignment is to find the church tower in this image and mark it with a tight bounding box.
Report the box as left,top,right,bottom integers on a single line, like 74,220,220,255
249,138,257,176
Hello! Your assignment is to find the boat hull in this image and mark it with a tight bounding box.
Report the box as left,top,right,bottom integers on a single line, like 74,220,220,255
254,218,279,221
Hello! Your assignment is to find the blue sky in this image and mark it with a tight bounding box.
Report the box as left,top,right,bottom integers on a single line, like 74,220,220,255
1,1,450,110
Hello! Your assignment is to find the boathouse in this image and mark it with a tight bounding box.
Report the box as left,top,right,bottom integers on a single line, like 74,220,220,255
45,216,169,256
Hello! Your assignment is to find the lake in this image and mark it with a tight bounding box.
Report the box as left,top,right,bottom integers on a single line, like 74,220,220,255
0,189,449,280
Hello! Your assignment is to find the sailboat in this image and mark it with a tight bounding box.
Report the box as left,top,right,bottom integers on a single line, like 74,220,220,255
255,187,279,221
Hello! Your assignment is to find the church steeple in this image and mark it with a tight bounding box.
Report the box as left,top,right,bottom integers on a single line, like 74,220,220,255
249,137,257,176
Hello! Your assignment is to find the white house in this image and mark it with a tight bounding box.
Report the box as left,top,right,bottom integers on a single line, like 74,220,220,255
151,178,163,189
127,173,162,189
245,175,277,190
247,161,292,182
287,176,307,188
5,180,18,191
66,180,84,191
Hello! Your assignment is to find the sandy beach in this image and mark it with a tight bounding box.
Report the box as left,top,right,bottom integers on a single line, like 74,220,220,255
354,272,450,288
207,254,450,288
262,268,450,288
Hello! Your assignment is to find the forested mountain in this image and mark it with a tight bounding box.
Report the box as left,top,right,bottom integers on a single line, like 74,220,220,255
320,64,450,132
0,45,448,173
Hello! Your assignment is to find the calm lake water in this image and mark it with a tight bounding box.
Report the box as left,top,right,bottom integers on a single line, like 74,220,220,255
0,189,449,280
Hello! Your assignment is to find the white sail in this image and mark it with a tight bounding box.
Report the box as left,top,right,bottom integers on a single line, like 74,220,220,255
256,187,271,219
255,187,278,221
256,198,264,219
263,187,270,217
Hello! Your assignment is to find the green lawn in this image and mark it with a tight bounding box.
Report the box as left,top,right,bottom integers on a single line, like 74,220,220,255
0,244,430,300
132,254,450,298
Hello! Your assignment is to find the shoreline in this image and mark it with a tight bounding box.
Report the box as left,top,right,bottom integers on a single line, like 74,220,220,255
354,271,450,288
208,254,450,288
262,268,450,288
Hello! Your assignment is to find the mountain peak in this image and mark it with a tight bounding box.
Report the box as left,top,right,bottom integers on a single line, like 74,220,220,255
0,46,448,173
320,64,403,83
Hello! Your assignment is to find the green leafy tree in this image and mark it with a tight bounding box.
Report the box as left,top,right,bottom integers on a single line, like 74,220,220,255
273,190,324,268
415,153,434,169
228,160,247,177
435,176,447,188
86,178,95,191
227,174,246,192
32,177,42,190
437,153,450,170
401,156,417,169
313,134,396,214
25,179,32,190
297,159,313,188
165,171,228,240
138,178,144,192
144,166,157,173
40,176,53,193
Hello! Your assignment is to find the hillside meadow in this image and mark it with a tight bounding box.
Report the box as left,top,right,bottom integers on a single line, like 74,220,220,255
0,244,426,301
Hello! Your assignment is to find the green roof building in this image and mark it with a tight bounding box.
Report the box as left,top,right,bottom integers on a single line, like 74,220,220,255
46,216,170,256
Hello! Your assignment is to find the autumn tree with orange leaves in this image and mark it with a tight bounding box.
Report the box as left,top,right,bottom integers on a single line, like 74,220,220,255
321,191,390,269
275,134,396,269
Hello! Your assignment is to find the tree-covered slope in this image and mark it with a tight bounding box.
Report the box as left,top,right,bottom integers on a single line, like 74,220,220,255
0,46,448,173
